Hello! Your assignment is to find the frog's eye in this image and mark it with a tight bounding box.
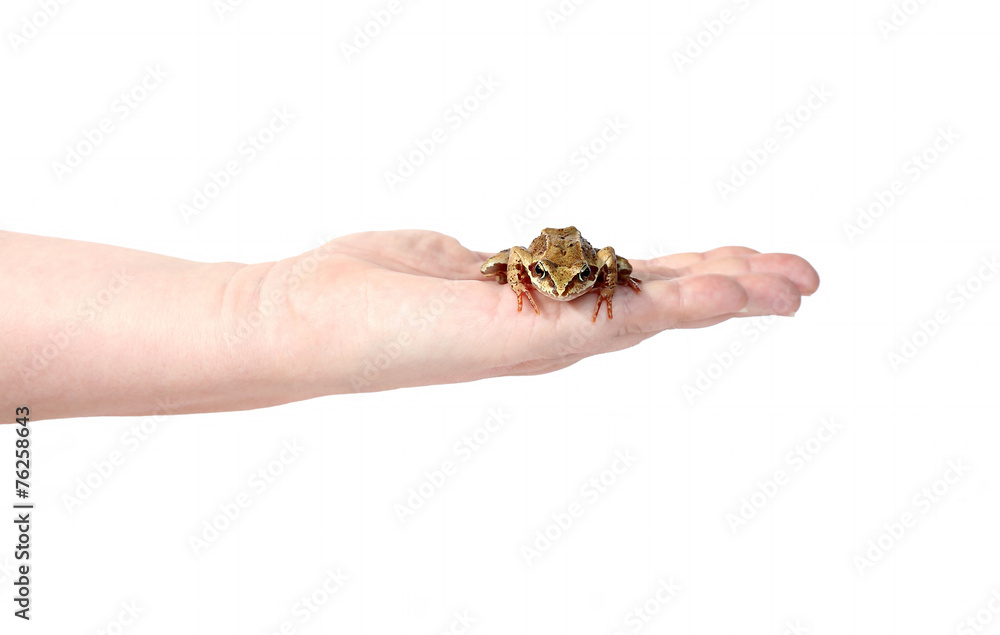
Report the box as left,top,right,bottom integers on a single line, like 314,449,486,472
578,265,591,281
533,263,547,278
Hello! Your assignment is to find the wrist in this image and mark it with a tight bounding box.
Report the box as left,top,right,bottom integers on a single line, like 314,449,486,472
225,249,357,406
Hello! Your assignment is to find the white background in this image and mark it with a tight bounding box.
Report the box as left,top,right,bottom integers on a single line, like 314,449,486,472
2,0,1000,633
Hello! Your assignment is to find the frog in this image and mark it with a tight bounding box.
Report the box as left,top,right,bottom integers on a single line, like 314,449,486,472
480,226,642,322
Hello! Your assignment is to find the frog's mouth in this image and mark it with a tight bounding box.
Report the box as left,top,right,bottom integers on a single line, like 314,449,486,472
533,266,595,300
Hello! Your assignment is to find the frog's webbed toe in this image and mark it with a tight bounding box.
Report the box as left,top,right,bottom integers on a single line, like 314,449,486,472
591,288,615,322
512,282,540,314
620,274,642,294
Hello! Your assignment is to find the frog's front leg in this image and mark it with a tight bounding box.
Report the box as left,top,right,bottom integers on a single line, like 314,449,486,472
505,246,539,314
591,248,642,321
480,249,511,285
615,255,643,294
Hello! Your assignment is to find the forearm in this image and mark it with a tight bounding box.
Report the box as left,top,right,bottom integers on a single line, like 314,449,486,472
0,231,283,422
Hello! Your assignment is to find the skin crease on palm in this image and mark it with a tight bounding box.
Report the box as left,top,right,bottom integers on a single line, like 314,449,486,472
0,230,819,422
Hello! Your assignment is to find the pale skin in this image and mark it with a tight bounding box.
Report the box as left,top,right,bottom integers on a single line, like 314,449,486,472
0,229,819,423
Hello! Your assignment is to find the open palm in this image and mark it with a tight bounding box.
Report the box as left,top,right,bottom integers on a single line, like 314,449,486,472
273,230,820,394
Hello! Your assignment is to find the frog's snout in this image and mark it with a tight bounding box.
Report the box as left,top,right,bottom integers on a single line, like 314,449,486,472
551,270,574,296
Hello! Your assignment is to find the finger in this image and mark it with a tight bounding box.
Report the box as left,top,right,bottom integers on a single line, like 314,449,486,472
673,253,820,296
630,246,760,280
730,272,801,315
671,271,804,329
748,253,820,295
703,245,761,259
672,314,743,329
618,274,750,333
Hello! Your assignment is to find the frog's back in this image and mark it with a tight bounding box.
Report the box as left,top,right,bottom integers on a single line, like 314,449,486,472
536,226,595,261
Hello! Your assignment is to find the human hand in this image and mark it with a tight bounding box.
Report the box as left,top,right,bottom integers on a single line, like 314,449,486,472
0,229,820,420
258,230,820,396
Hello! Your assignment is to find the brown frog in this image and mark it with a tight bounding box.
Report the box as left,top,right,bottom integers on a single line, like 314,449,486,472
480,227,642,322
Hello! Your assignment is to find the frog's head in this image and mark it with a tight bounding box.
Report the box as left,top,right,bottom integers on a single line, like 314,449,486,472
528,259,595,300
